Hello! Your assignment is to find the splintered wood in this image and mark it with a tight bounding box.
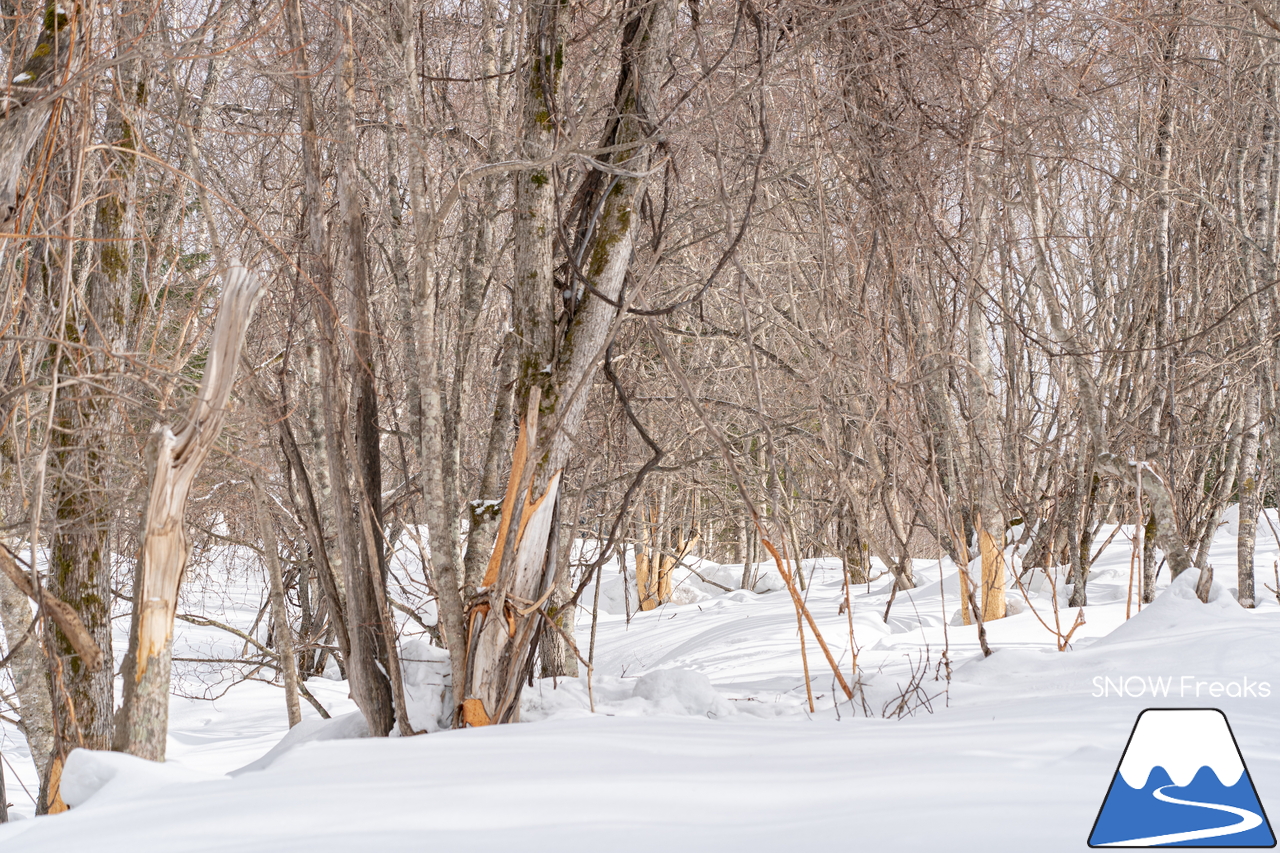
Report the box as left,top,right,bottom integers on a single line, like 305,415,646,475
115,264,262,761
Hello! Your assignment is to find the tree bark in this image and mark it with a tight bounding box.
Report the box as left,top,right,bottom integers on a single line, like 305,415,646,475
114,265,261,760
0,2,80,224
283,0,393,735
45,0,146,769
0,555,54,811
1236,379,1262,607
460,0,676,727
335,7,395,738
251,475,302,728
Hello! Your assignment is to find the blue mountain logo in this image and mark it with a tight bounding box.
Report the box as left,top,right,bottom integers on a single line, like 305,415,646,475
1089,708,1275,847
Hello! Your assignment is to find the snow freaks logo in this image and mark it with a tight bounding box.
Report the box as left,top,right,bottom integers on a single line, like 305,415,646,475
1092,677,1272,700
1088,709,1276,847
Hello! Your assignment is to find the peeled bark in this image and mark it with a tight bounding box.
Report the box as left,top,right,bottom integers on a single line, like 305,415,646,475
462,341,518,596
634,549,654,610
114,265,261,761
978,527,1006,621
460,0,676,727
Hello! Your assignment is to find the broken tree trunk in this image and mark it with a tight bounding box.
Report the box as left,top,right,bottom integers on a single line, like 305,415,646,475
458,0,676,727
114,264,262,761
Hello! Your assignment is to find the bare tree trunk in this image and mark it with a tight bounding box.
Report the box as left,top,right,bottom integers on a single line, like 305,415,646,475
114,266,261,761
1067,465,1087,608
1142,512,1159,603
283,0,393,735
540,481,585,678
962,3,1006,621
0,559,53,810
455,0,569,725
336,8,396,737
460,0,676,727
0,3,80,223
265,385,350,663
969,287,1006,619
252,475,302,728
1237,379,1262,607
392,0,468,696
1235,23,1277,609
45,0,145,768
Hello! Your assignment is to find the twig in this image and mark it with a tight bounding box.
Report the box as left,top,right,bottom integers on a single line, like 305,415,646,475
177,613,276,658
646,317,853,700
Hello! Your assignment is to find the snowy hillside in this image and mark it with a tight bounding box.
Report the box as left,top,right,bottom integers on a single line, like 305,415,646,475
3,517,1280,851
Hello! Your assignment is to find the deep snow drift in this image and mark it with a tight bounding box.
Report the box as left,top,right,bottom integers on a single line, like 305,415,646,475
3,514,1280,851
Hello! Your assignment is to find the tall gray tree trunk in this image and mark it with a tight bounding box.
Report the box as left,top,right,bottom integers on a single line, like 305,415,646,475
283,0,393,736
335,9,396,737
46,0,146,772
387,0,472,702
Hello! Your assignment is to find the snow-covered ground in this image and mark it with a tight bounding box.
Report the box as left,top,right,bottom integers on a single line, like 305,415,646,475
4,511,1280,850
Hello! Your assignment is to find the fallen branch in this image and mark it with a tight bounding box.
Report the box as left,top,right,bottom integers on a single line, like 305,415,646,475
176,613,276,658
0,545,102,672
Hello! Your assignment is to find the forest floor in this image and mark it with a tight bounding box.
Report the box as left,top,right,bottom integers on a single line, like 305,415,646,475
3,512,1280,851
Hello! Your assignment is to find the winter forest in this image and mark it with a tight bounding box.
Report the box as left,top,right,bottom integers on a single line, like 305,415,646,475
2,0,1280,847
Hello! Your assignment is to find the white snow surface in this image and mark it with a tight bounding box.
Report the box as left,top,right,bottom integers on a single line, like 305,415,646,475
1118,709,1245,788
3,514,1280,850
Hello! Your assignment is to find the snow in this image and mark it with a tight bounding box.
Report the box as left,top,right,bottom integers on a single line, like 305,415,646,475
228,712,368,776
1117,709,1244,788
3,514,1280,850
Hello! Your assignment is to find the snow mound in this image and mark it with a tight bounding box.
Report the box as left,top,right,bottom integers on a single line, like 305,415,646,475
400,639,451,733
522,670,737,720
632,668,732,718
1222,504,1241,538
1092,568,1244,648
230,710,368,775
60,749,215,808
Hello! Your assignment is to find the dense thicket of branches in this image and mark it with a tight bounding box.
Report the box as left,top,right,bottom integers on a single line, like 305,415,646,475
1,0,1277,814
